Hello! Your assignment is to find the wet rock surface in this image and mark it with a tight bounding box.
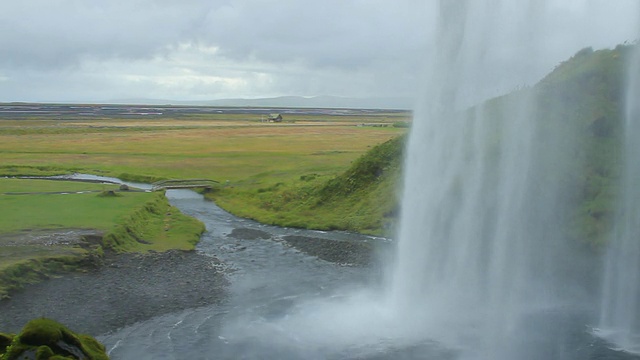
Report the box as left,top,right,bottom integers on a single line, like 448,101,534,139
0,225,378,340
0,229,103,247
227,228,271,240
281,235,375,266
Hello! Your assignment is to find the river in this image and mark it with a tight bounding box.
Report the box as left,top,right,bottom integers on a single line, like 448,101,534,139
98,189,398,359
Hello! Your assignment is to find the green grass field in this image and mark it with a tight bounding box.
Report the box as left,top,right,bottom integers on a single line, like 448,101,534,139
0,179,144,232
0,178,204,298
0,121,404,183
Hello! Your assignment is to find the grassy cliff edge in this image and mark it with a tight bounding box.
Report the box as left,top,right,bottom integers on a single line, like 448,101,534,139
206,135,405,235
0,189,204,299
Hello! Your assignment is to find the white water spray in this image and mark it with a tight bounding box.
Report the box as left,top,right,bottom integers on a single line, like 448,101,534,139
390,1,590,357
598,43,640,353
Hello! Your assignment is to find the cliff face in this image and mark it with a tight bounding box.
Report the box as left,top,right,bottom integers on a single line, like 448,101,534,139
479,45,632,247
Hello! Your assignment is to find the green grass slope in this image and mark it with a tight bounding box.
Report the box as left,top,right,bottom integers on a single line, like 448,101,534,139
450,45,630,247
535,45,631,246
208,135,405,235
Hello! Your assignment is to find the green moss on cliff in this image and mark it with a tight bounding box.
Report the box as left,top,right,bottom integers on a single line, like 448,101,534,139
466,45,630,247
536,45,630,246
0,318,108,360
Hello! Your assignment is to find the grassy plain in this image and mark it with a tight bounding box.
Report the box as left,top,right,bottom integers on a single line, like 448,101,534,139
0,179,138,232
0,116,406,184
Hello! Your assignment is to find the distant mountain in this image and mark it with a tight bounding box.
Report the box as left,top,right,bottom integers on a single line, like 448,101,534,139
108,96,414,110
201,96,414,110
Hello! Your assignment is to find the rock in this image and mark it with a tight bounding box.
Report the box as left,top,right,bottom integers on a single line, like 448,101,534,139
0,332,13,351
97,190,119,198
1,318,108,360
280,235,374,266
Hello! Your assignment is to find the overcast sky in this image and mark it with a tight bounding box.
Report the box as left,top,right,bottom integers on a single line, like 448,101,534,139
0,0,637,105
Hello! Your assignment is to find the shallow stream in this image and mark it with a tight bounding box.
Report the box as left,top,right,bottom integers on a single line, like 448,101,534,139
98,189,393,359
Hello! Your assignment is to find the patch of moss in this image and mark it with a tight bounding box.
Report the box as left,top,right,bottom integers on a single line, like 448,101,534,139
1,318,108,360
0,333,14,356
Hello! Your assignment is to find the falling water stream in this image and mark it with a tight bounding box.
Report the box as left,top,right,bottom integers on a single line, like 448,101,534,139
598,39,640,353
390,1,592,358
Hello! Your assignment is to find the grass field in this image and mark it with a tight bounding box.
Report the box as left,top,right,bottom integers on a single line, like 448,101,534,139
1,178,119,194
0,178,204,298
0,117,405,184
0,182,148,233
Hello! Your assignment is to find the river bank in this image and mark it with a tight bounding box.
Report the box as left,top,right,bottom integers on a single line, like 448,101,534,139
0,176,382,342
0,250,228,336
0,231,379,338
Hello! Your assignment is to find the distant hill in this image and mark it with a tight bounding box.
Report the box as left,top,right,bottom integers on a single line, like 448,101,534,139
109,95,414,110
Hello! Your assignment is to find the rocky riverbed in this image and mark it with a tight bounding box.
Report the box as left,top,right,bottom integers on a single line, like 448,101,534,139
0,229,378,338
0,250,228,336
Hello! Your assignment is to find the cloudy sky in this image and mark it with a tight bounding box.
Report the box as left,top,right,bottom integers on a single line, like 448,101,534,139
0,0,637,105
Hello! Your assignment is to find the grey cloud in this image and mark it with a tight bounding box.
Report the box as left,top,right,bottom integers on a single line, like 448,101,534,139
1,0,427,77
0,1,211,69
197,0,428,69
0,0,638,103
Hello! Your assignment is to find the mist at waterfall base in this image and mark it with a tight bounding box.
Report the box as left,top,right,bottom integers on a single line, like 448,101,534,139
212,3,640,360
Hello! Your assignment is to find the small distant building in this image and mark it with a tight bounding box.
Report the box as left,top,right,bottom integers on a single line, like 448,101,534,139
268,113,283,122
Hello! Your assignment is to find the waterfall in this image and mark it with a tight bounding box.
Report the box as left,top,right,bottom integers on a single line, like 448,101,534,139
188,2,639,359
389,1,590,357
598,43,640,353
